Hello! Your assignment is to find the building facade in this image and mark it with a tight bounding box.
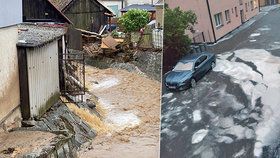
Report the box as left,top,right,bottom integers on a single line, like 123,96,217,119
0,0,23,131
260,0,279,6
166,0,259,43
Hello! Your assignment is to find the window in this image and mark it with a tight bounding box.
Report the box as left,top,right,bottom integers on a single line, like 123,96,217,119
245,3,248,12
225,10,231,23
173,62,194,71
254,0,258,8
239,0,243,5
250,1,254,10
108,5,119,17
199,56,207,63
214,13,223,28
235,7,238,17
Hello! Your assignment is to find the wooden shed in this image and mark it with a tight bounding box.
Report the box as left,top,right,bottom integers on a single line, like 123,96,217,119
17,24,67,119
22,0,72,24
50,0,114,32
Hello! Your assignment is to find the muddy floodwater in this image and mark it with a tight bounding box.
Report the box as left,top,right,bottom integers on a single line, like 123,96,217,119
78,66,161,158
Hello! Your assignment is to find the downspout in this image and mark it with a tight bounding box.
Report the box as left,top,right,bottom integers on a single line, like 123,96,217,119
206,0,217,43
121,0,124,8
258,0,261,12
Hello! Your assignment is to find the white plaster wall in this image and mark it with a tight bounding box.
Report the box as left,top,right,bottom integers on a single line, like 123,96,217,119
0,0,22,28
0,26,21,123
100,1,123,17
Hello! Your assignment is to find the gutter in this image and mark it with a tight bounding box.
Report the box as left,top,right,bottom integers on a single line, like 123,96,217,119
206,0,217,43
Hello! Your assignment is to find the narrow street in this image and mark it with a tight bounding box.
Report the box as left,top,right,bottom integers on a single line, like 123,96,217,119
161,6,280,158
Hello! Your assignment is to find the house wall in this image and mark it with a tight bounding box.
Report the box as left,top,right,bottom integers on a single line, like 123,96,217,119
63,0,108,32
209,0,242,41
166,0,214,42
156,5,163,28
166,0,259,43
0,0,22,28
100,1,123,17
260,0,267,6
126,0,154,5
26,41,60,118
0,26,22,131
241,0,259,22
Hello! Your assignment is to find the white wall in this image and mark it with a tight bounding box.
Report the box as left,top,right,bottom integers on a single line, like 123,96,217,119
0,0,22,28
0,25,21,129
100,1,123,17
126,0,154,5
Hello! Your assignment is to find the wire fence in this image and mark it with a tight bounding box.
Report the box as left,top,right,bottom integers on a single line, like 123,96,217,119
152,28,163,49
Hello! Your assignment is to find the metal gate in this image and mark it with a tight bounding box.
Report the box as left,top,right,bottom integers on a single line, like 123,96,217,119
59,48,85,103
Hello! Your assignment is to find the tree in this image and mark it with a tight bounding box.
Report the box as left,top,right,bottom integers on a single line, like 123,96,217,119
163,6,197,73
118,9,149,33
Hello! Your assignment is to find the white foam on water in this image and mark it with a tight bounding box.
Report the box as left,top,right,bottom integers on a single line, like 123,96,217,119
234,147,246,157
169,98,177,103
192,129,209,144
162,92,173,99
193,110,202,123
215,49,280,157
106,111,140,131
92,78,119,89
250,39,257,42
161,127,178,140
250,33,261,37
182,100,191,104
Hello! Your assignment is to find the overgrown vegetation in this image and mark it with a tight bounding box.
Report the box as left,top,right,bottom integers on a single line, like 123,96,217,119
118,9,149,33
164,6,197,54
163,5,197,73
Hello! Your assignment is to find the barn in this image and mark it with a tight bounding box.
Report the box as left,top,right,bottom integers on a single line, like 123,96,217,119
23,0,72,24
50,0,114,32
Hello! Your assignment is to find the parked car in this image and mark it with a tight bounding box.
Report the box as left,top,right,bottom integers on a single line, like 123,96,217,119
165,52,216,90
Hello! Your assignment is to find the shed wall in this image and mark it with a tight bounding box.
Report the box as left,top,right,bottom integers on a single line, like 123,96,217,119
27,41,60,118
0,26,21,129
63,0,108,32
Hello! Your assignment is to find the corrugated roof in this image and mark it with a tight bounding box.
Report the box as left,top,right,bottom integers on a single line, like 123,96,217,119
120,4,156,12
17,23,67,48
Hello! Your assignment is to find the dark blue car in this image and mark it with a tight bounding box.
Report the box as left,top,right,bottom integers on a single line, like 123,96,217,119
165,52,216,90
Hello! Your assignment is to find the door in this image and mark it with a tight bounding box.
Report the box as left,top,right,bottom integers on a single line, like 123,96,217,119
240,10,245,23
59,47,85,103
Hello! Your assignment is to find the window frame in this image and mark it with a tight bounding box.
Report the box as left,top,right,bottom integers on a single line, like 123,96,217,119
225,10,231,23
214,12,223,28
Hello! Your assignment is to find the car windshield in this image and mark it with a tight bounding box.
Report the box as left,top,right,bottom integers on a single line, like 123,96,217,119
173,61,194,71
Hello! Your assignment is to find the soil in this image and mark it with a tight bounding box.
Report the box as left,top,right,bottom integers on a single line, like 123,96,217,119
0,130,57,158
77,66,161,158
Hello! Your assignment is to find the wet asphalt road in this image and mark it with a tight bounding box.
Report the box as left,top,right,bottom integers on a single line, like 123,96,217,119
161,6,280,158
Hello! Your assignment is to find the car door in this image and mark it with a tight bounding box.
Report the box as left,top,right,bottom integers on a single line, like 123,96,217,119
194,56,207,80
193,58,203,80
199,55,208,75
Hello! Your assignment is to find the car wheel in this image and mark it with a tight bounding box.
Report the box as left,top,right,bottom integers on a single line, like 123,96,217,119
211,61,216,69
191,78,196,88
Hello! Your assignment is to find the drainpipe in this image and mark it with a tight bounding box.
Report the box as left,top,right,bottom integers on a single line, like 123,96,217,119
121,0,124,8
206,0,217,43
258,0,261,12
